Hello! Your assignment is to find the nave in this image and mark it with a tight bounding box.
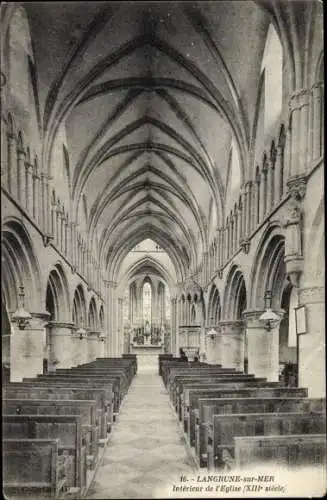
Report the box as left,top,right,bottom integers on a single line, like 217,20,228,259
87,369,197,499
1,1,325,498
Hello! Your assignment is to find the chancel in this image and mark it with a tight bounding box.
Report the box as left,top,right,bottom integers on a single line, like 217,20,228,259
1,1,325,499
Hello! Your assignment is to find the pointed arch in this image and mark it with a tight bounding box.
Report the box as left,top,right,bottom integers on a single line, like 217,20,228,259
45,263,70,322
1,218,41,312
223,265,247,320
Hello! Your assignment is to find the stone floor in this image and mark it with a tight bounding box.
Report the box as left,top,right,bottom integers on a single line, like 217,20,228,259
86,368,198,499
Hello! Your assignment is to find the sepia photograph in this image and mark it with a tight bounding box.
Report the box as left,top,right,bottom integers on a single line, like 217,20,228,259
1,0,325,498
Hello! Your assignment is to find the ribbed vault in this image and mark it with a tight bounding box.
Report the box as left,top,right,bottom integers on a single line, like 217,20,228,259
22,1,278,283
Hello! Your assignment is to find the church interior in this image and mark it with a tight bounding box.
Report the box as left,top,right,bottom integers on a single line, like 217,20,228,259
1,1,325,498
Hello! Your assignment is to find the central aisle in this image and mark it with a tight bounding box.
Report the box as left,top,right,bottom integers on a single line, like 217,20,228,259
86,369,198,499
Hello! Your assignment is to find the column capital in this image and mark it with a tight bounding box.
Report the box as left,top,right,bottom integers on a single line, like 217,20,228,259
219,320,245,334
243,309,284,328
48,321,75,329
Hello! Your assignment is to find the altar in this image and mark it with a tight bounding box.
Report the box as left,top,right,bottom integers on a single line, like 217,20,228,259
129,322,165,372
130,342,164,372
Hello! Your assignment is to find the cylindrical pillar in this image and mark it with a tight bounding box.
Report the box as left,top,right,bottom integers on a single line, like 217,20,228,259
219,321,245,370
205,328,223,365
10,313,49,381
48,322,75,369
243,310,284,381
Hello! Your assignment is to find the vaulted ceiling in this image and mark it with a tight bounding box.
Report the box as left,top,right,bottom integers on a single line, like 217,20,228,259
24,1,271,283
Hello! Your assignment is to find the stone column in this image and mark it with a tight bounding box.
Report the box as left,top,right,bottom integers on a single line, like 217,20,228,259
87,331,100,362
253,176,260,228
243,310,284,381
205,327,223,365
10,312,50,381
7,131,17,196
25,161,33,214
97,333,106,358
48,321,75,369
246,181,253,235
151,277,158,325
260,162,268,221
219,321,245,370
274,145,283,204
104,280,117,356
17,146,26,205
237,200,242,247
311,82,323,161
117,298,124,356
298,286,325,398
170,298,177,355
224,224,229,262
289,89,310,177
266,157,274,213
240,186,246,241
71,327,88,366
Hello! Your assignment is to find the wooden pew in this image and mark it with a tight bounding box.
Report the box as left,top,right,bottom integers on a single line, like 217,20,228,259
207,411,326,470
167,367,244,396
3,384,111,442
234,434,327,469
79,359,135,387
169,372,259,403
26,373,120,414
3,438,69,499
3,414,88,494
48,369,127,399
196,397,325,467
184,386,308,441
71,366,131,391
161,362,220,387
158,354,173,375
174,377,281,416
87,357,137,381
3,398,99,468
176,380,283,420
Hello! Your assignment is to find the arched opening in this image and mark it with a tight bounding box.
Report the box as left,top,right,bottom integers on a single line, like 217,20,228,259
72,284,87,328
88,297,98,331
208,285,221,326
157,281,165,326
191,304,196,324
223,266,247,320
1,219,41,313
99,305,104,331
279,283,298,386
223,266,247,372
143,281,152,326
251,230,298,381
